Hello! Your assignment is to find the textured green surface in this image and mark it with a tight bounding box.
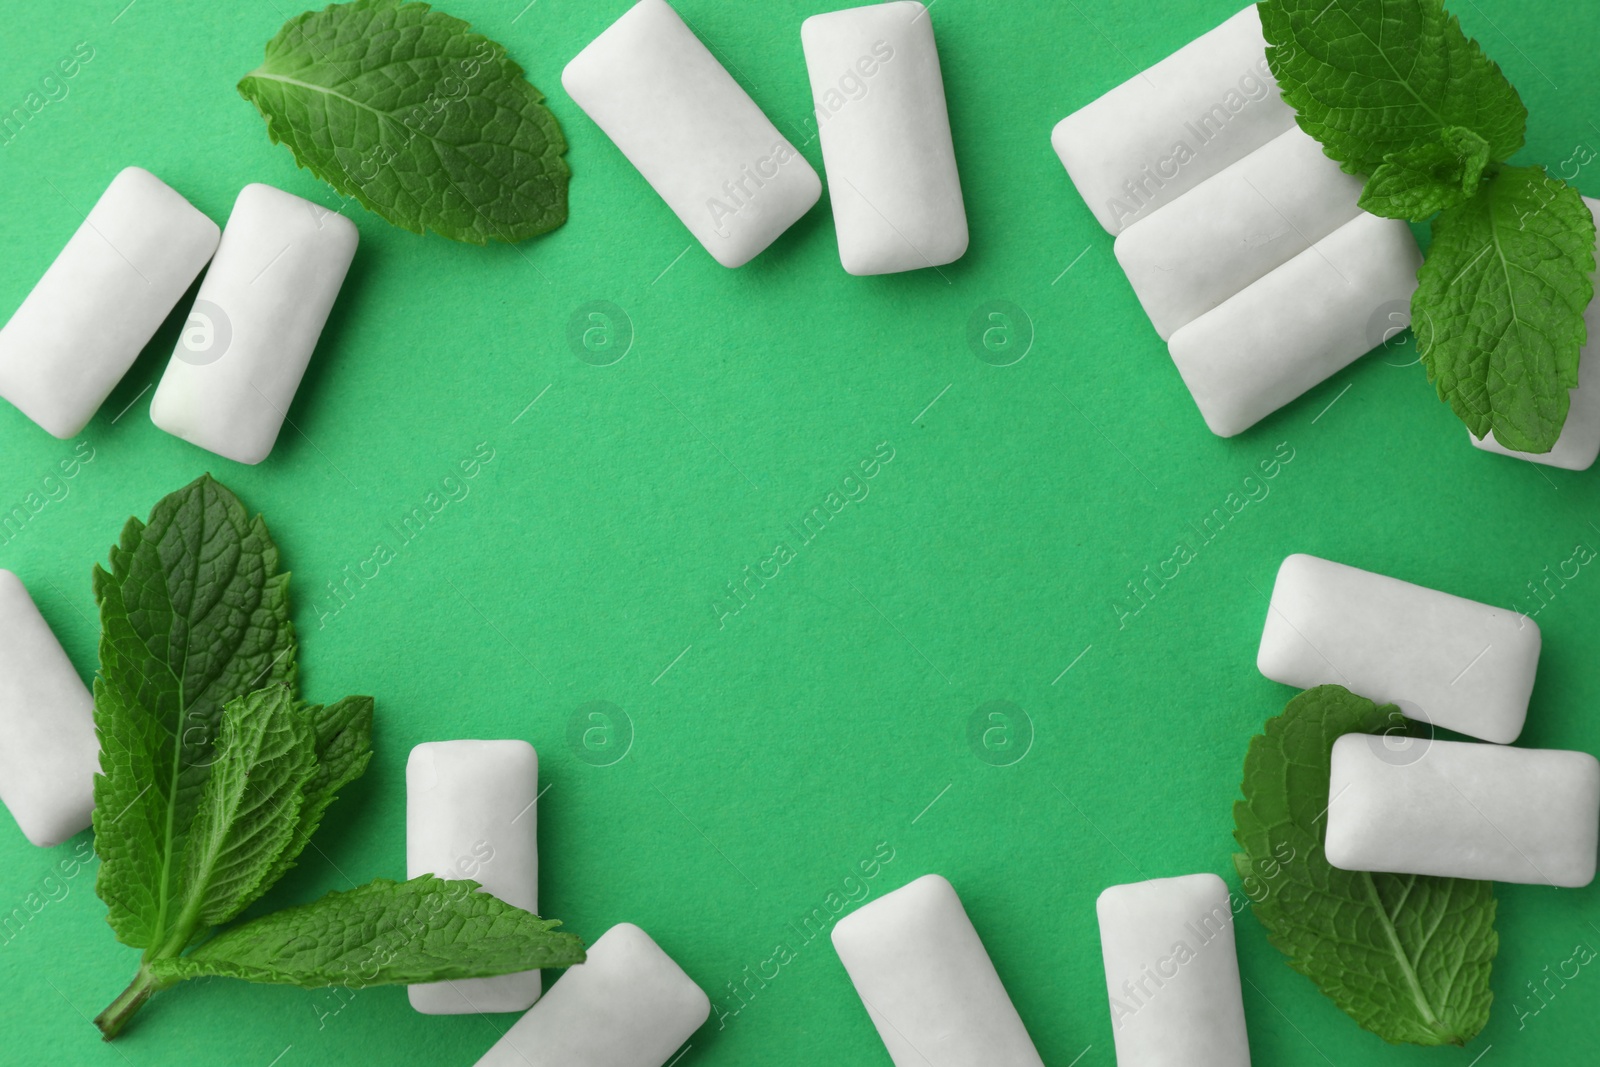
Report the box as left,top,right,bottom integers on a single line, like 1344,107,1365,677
1,0,1599,1064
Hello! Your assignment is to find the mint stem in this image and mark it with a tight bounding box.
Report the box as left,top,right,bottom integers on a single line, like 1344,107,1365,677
94,965,167,1041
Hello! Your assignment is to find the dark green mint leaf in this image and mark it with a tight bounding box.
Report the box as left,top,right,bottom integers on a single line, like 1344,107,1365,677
180,686,317,932
238,0,569,244
256,695,374,891
1258,0,1526,176
92,475,297,952
148,875,585,987
1415,165,1595,453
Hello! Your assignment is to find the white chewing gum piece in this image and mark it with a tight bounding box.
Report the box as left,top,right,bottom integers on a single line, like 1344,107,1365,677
0,167,219,438
1166,211,1422,437
801,1,968,275
1258,554,1540,744
1096,874,1252,1067
407,740,541,1014
563,0,821,268
831,874,1045,1067
1051,6,1295,234
149,183,358,465
1115,125,1364,339
1472,196,1600,470
1327,735,1600,887
473,923,709,1067
0,571,99,847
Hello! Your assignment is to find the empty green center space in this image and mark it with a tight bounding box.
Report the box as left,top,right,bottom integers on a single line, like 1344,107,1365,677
1,0,1598,1064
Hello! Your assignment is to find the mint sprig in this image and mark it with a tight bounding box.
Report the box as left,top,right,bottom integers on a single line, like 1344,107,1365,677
90,477,583,1039
1260,0,1594,454
1234,686,1497,1046
239,0,569,244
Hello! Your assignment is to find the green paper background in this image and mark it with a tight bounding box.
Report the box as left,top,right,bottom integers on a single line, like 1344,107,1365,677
1,0,1598,1063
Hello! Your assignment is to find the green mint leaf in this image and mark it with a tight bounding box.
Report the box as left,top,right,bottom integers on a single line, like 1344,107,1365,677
1415,165,1596,453
255,695,374,891
1258,0,1526,177
92,475,297,952
177,686,317,934
1234,685,1497,1046
238,0,569,244
1359,125,1490,219
148,875,586,987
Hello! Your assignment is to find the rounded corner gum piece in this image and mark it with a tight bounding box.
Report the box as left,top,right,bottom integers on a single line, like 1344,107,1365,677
802,1,968,276
562,0,819,269
1095,873,1250,1066
0,570,100,848
149,182,358,465
1327,735,1600,887
0,166,219,439
472,921,709,1067
407,739,542,1015
831,873,1045,1066
1258,553,1538,744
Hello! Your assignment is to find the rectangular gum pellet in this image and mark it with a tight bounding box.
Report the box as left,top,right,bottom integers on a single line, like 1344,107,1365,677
473,923,710,1067
563,0,821,268
1327,735,1600,887
1167,211,1421,436
801,1,968,275
407,740,541,1014
831,874,1045,1067
1258,554,1540,744
1114,125,1365,339
149,183,358,465
1052,6,1294,234
1096,874,1251,1067
1472,196,1600,470
0,571,99,847
0,167,219,438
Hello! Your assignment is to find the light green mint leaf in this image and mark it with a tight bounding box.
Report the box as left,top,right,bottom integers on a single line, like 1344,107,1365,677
148,875,586,988
1258,0,1526,177
1359,125,1490,219
179,686,317,934
238,0,569,244
1234,685,1497,1046
1415,165,1596,453
92,474,297,952
256,695,375,891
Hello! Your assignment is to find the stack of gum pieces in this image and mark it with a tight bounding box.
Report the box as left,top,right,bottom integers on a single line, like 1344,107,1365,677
1259,553,1600,888
1051,6,1422,437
